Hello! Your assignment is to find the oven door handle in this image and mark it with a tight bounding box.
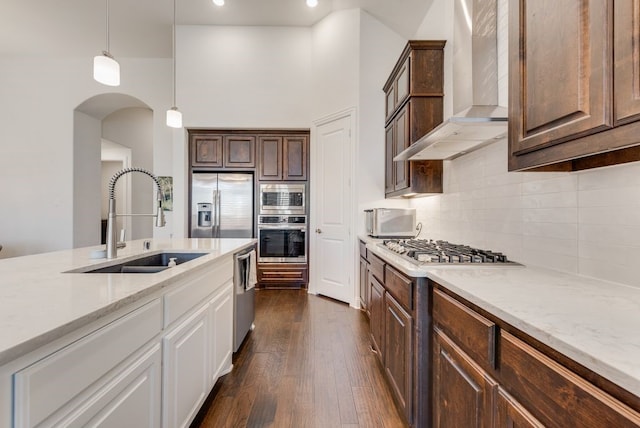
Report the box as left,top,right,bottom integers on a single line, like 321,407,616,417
258,225,306,230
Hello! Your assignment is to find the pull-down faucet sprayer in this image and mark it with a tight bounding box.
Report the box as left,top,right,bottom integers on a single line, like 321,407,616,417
106,167,166,259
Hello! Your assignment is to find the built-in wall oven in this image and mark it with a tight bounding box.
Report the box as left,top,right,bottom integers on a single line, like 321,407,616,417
258,215,306,263
259,183,305,215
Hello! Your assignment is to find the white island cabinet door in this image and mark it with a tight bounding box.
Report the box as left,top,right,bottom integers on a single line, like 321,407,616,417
209,281,234,385
162,302,210,428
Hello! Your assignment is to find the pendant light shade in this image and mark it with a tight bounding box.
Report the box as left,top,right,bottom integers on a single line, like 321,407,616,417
94,0,120,86
167,0,183,128
93,52,120,86
166,107,183,128
306,0,318,7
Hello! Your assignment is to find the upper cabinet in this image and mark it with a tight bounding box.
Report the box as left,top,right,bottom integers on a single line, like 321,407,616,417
189,131,308,180
191,132,255,169
383,41,446,198
509,0,640,171
258,135,308,181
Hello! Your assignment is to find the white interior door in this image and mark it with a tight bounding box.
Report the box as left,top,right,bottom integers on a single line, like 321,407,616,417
311,111,354,304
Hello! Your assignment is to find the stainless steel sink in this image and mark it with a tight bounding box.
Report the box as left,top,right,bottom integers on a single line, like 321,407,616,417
70,252,208,274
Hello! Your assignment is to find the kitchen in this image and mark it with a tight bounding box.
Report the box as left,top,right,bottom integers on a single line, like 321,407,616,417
1,0,640,427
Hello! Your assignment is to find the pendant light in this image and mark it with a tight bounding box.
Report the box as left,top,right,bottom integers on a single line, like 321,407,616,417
166,0,183,128
306,0,318,7
93,0,120,86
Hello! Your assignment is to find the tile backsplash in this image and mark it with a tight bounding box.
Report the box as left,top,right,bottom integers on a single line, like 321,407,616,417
409,139,640,288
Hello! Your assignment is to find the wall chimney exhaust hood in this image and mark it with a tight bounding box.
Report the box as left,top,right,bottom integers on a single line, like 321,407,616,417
394,0,507,161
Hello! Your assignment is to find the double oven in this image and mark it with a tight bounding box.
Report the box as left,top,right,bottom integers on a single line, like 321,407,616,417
258,184,307,263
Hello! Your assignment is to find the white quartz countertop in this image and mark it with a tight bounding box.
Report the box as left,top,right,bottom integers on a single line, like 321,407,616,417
0,238,256,365
360,236,640,398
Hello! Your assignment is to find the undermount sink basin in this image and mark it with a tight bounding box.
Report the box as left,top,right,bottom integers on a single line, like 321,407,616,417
71,252,208,274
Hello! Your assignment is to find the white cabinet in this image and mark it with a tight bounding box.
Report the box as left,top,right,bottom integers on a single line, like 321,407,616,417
162,303,210,428
13,299,162,427
209,281,234,384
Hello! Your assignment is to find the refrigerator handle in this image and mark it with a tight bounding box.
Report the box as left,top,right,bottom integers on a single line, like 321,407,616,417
216,190,221,238
212,190,218,238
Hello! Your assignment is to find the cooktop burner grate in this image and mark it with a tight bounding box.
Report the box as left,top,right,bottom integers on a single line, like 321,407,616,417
380,239,515,265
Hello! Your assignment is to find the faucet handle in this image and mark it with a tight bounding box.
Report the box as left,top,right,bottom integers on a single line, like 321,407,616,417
119,229,126,242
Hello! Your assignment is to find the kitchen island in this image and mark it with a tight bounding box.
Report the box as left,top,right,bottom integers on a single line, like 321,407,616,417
0,238,255,428
360,236,640,426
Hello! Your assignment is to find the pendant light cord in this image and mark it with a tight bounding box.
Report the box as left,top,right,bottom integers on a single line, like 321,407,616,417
105,0,110,53
172,0,176,107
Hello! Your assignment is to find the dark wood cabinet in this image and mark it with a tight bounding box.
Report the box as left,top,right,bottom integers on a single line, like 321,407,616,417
257,263,308,289
432,283,640,428
433,328,496,428
192,134,223,167
368,273,385,361
384,292,413,424
258,135,308,181
223,135,255,168
359,241,369,315
383,41,445,198
509,0,640,171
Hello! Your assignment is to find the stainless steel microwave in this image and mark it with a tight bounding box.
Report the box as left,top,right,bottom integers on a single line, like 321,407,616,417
259,183,305,214
365,208,416,238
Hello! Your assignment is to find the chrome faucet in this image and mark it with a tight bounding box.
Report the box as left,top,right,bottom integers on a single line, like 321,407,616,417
106,167,166,259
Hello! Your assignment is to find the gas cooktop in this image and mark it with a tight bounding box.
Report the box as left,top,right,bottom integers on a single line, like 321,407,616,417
380,239,517,265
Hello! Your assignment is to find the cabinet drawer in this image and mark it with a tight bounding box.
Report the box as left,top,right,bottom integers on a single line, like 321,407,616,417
14,299,162,427
500,331,640,427
359,240,367,259
258,264,308,284
164,257,233,327
384,265,413,311
368,252,385,283
432,289,496,370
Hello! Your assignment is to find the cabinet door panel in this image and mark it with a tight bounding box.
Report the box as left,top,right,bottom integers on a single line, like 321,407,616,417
496,387,544,428
615,0,640,125
209,282,233,383
393,105,410,191
224,136,255,168
258,136,282,180
433,329,496,428
192,135,223,167
368,274,385,362
359,257,369,313
283,136,308,181
384,293,413,424
162,304,210,428
385,124,394,194
510,0,611,155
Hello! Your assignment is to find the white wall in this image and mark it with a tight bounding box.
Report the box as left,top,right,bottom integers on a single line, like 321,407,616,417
0,57,173,258
357,11,409,233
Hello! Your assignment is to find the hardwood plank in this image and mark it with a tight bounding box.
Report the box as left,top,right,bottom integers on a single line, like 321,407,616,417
193,290,406,427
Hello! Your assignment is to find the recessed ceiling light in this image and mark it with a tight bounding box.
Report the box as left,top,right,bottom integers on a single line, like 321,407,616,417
213,0,224,6
306,0,318,7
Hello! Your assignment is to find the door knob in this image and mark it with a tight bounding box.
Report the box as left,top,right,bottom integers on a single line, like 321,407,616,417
316,228,322,234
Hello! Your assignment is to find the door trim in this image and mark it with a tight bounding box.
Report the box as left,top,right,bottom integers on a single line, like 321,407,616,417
309,107,358,307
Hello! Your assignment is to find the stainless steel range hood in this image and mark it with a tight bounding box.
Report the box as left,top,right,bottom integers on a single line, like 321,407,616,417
394,0,507,161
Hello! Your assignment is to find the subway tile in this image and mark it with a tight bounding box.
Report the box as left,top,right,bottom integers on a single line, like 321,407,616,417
520,247,579,273
577,161,640,190
522,175,578,195
523,235,578,257
578,187,640,207
522,207,577,223
521,191,577,209
578,223,640,246
523,222,578,240
578,206,640,226
578,259,640,289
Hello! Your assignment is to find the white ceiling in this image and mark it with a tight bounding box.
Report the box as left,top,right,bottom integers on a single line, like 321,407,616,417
0,0,434,58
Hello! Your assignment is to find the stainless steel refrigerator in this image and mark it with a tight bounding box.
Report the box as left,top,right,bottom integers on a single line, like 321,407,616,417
190,173,254,238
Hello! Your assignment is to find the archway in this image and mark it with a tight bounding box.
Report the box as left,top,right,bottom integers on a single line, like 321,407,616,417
73,93,154,248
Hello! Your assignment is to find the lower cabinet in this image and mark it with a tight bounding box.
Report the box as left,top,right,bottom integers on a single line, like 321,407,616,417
257,263,308,288
384,293,413,423
162,303,210,428
359,256,369,314
432,284,640,428
366,256,416,425
433,328,496,428
8,254,237,428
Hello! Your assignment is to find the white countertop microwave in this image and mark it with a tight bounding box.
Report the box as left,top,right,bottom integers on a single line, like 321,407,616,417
364,208,416,238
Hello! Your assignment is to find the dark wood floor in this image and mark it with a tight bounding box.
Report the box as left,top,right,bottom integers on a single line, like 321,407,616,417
194,289,406,428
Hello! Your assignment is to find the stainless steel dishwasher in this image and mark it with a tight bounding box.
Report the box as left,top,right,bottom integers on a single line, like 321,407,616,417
233,246,257,352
